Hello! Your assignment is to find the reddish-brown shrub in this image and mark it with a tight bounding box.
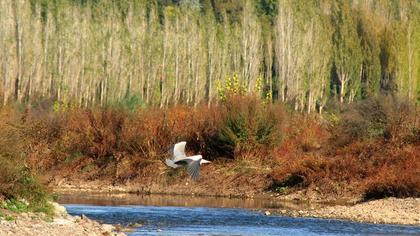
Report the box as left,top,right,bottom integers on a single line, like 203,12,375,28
363,145,420,199
2,95,418,200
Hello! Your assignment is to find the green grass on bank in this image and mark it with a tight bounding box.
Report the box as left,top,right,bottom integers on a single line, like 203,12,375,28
0,155,53,215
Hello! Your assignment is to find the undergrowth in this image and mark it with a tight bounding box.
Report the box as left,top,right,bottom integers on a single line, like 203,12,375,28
1,95,419,200
271,97,420,199
0,107,53,215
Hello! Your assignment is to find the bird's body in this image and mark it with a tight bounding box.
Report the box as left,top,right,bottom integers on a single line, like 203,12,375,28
165,141,211,180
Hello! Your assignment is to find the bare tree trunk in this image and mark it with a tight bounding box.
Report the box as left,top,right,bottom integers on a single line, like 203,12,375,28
340,78,345,104
0,0,8,105
160,28,167,108
174,18,179,105
407,23,414,101
1,44,8,105
339,70,348,104
12,0,22,102
207,44,214,107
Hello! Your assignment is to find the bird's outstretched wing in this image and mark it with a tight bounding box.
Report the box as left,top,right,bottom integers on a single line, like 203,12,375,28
187,155,202,181
173,141,187,160
187,160,200,181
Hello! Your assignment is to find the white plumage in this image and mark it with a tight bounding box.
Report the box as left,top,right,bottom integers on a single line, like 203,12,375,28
165,141,211,180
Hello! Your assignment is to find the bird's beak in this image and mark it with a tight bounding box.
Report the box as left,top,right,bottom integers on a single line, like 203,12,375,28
201,159,211,164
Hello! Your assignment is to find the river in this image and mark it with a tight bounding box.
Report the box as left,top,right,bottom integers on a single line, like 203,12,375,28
59,193,420,236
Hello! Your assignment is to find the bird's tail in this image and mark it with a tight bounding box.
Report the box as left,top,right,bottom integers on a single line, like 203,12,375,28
165,159,179,168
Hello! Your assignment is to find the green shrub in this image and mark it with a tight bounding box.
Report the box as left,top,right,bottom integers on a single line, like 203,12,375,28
113,95,146,112
333,96,417,146
216,96,284,157
1,198,29,213
0,155,52,214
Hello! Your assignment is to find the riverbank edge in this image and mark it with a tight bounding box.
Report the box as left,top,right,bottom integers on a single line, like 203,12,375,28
52,179,360,204
0,202,126,236
53,182,420,226
265,197,420,226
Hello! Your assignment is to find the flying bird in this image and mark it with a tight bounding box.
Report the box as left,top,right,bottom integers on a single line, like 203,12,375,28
165,141,211,180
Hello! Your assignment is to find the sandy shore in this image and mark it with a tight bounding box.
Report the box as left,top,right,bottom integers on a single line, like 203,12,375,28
0,203,125,236
272,197,420,225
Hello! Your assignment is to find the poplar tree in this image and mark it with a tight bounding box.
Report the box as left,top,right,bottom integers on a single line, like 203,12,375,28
331,0,363,103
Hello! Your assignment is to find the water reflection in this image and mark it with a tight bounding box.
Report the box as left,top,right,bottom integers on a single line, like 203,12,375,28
58,193,313,210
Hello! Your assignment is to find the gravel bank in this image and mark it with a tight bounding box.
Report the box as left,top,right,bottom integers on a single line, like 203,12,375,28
274,197,420,225
0,203,125,236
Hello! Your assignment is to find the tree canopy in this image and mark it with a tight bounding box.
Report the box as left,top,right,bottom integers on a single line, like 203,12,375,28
0,0,418,111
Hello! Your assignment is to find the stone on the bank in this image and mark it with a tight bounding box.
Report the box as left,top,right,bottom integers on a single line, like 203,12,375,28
102,223,115,232
51,202,67,217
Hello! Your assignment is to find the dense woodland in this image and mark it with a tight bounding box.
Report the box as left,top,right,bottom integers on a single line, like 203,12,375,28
0,0,418,112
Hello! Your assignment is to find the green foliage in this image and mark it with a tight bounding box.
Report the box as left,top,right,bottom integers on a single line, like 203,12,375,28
63,152,83,164
331,0,363,102
217,97,283,156
274,186,288,194
356,12,381,98
114,95,146,112
0,155,52,215
216,74,247,102
0,210,16,221
53,99,75,113
256,0,278,24
1,199,29,213
81,163,95,173
333,96,417,146
232,159,257,175
3,0,420,111
345,103,387,139
5,215,16,221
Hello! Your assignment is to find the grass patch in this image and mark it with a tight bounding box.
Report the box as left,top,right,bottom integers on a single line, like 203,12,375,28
0,156,53,215
63,152,83,165
5,215,16,221
0,211,16,222
1,199,29,213
81,163,95,173
233,159,258,175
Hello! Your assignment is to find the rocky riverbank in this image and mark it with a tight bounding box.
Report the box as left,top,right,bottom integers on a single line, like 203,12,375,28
272,197,420,225
0,202,125,236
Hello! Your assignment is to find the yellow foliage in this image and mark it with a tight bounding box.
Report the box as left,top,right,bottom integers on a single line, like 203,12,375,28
216,74,247,102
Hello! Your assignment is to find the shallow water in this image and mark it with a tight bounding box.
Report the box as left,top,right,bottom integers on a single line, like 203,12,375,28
60,194,420,236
